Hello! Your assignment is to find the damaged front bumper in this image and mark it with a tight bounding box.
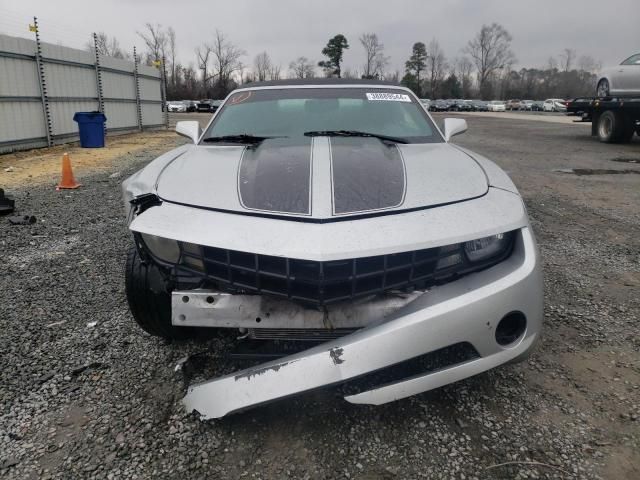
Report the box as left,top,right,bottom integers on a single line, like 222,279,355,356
182,227,543,419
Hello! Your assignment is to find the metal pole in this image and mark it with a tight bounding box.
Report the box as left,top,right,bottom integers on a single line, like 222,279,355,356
132,47,143,131
33,17,53,147
92,33,106,137
160,56,169,129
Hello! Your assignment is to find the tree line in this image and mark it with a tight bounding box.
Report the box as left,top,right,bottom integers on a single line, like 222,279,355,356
88,23,602,101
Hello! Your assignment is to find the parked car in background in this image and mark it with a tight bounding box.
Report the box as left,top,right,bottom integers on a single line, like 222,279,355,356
197,100,213,112
531,101,544,111
167,101,187,113
184,101,198,112
450,99,472,112
420,99,431,110
430,100,450,112
520,100,534,111
506,99,522,111
543,99,567,112
210,100,223,113
596,52,640,96
470,100,488,111
487,101,506,112
122,79,543,419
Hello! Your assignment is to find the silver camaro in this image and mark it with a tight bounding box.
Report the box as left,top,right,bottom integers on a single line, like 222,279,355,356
122,79,543,419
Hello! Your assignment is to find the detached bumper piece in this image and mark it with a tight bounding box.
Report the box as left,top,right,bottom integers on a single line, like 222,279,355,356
182,228,542,419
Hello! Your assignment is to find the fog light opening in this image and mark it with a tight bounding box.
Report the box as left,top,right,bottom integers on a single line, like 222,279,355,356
495,312,527,346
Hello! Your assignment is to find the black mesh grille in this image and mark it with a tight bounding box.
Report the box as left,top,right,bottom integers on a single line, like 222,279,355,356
171,232,515,307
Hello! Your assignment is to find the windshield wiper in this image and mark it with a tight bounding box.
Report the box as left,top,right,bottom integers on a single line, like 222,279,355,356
202,134,285,144
304,130,408,144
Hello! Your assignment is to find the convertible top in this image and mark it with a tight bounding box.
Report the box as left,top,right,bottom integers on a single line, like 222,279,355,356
244,78,401,88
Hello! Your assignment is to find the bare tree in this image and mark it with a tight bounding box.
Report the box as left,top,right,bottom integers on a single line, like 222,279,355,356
359,33,389,79
182,64,198,97
210,30,245,93
390,70,401,83
426,38,447,98
559,48,576,72
240,64,254,84
87,32,127,59
195,44,212,92
464,23,515,98
342,68,359,79
253,51,272,82
137,23,167,65
456,56,474,97
167,27,177,86
577,55,601,73
289,56,315,78
269,64,282,80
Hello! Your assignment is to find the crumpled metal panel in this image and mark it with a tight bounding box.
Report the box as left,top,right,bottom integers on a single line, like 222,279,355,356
181,227,542,419
171,290,421,329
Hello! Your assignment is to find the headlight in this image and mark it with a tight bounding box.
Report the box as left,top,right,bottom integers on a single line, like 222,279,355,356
464,233,511,262
140,233,180,263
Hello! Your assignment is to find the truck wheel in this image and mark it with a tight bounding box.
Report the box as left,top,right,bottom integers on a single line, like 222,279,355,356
125,244,197,340
596,79,610,97
597,110,633,143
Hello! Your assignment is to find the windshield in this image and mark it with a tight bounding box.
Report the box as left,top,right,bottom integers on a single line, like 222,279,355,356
202,87,442,144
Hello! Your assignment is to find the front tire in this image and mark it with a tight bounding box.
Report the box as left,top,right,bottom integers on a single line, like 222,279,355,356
597,79,610,97
125,244,197,340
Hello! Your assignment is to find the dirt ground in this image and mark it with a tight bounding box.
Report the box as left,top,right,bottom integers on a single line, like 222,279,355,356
0,130,180,188
0,112,638,479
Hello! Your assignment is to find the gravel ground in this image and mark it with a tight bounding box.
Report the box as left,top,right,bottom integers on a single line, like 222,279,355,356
1,115,639,479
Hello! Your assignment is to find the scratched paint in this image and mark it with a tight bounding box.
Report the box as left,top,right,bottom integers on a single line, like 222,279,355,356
233,359,300,381
329,347,345,365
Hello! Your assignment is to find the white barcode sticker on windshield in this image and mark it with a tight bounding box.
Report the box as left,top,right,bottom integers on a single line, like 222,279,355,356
366,92,411,102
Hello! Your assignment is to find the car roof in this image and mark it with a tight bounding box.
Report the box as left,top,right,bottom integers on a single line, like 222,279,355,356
243,78,401,88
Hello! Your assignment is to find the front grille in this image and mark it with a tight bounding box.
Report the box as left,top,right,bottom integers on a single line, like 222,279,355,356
249,328,357,341
171,232,514,307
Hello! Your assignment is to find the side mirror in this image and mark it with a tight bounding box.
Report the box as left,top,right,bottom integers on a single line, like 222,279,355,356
443,118,467,141
175,120,201,144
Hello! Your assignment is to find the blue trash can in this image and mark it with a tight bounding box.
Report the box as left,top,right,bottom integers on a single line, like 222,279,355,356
73,112,106,148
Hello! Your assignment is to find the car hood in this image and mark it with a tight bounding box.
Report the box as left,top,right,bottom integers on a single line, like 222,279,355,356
156,137,488,220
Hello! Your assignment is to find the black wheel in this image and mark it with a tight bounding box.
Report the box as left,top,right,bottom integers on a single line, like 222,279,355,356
597,110,634,143
597,79,610,97
125,244,197,339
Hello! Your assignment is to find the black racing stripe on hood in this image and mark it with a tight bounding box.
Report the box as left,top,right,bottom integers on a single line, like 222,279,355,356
238,137,312,215
330,137,406,215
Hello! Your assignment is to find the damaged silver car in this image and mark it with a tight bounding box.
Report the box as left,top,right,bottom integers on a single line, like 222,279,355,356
122,79,543,419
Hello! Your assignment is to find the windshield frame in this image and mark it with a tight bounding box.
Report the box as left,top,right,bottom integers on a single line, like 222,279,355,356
197,85,445,145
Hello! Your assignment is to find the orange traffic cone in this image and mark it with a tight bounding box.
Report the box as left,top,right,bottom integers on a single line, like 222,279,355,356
56,153,81,190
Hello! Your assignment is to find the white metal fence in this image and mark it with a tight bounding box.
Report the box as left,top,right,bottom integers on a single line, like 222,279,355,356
0,32,167,153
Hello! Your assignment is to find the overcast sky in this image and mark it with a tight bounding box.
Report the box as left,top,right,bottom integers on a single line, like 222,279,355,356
1,0,638,74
